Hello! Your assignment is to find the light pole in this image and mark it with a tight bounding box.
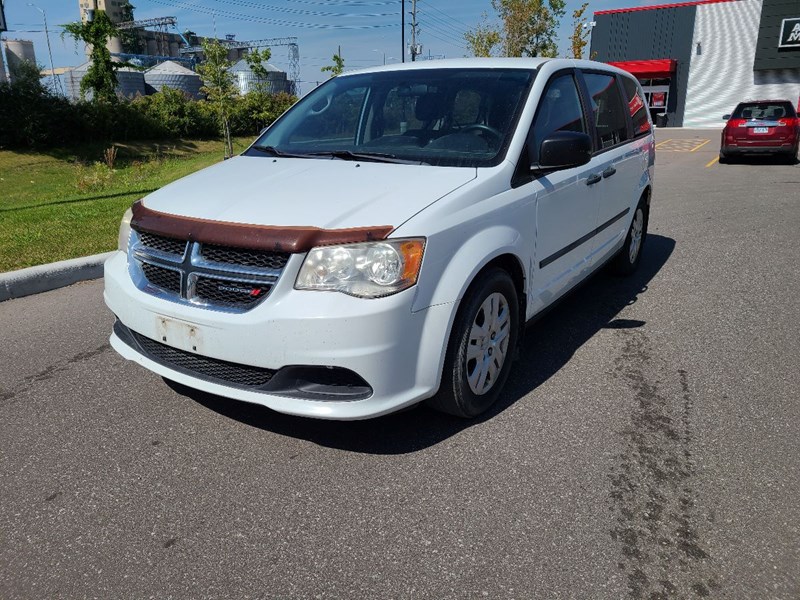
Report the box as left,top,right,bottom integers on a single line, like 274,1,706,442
372,49,386,65
27,2,62,95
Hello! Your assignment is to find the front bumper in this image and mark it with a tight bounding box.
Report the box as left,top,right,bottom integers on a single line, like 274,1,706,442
104,251,455,419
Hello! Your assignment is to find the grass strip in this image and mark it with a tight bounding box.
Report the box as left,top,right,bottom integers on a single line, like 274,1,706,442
0,138,252,272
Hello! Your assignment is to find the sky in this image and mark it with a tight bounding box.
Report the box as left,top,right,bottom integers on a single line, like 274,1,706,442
2,0,664,94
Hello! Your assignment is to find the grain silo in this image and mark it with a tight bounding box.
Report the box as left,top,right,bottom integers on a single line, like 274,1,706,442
229,58,290,95
65,61,146,101
4,39,37,83
144,60,202,98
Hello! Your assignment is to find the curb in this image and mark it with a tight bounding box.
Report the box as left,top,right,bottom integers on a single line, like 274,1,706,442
0,252,115,302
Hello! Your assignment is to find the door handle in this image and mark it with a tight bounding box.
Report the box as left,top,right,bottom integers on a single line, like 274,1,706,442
586,173,602,185
602,167,617,178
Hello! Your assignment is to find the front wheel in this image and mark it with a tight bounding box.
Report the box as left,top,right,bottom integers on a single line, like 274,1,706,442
427,269,519,418
611,202,647,275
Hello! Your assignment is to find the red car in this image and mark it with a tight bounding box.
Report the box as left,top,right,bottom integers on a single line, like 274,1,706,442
720,100,799,164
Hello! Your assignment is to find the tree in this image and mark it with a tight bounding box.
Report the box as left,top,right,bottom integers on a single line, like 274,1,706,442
62,10,121,102
196,39,238,159
240,47,294,134
464,0,566,58
118,2,143,55
321,51,344,78
464,13,502,57
244,47,273,93
569,3,591,59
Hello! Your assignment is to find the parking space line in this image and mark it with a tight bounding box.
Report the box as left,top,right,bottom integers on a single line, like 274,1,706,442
655,139,673,148
705,156,720,168
690,139,711,152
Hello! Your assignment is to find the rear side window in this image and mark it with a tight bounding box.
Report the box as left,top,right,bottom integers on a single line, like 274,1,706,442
583,73,629,149
529,73,586,163
732,102,797,120
621,77,650,136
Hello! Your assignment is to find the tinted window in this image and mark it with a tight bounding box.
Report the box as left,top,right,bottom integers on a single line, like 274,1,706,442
732,102,797,120
621,77,650,136
583,73,629,149
529,73,586,163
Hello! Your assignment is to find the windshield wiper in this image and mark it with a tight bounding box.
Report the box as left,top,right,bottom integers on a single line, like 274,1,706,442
250,145,311,159
308,150,428,165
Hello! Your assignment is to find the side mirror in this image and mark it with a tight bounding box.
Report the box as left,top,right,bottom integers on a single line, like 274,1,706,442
531,131,592,173
722,114,731,121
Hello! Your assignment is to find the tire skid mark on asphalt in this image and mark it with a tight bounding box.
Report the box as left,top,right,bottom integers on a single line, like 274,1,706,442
608,330,719,599
0,343,110,406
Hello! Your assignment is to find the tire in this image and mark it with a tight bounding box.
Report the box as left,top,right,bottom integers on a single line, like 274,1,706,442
427,268,519,418
611,201,648,276
718,152,728,164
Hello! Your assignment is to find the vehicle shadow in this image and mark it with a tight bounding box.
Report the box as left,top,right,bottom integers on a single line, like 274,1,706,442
723,154,798,166
173,234,676,454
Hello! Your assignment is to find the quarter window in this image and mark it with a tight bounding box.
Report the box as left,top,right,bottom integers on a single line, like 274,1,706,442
583,73,629,149
621,77,651,136
529,74,586,163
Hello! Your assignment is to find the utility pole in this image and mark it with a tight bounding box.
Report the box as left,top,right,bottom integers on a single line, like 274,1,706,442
401,0,405,63
410,0,420,62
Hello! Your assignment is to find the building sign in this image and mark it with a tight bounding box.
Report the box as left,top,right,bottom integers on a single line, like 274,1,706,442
651,92,666,108
779,18,800,49
0,0,7,33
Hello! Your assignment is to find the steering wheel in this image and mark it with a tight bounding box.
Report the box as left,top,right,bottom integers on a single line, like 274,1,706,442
462,124,503,143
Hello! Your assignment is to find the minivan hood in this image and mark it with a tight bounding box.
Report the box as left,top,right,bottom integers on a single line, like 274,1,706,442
140,155,477,230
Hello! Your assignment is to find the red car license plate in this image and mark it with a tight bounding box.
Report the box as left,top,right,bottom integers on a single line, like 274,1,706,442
753,127,769,134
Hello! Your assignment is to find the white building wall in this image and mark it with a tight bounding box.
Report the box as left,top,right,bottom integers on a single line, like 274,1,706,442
684,0,800,127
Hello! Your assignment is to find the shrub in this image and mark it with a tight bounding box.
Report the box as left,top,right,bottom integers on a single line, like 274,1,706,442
0,73,296,150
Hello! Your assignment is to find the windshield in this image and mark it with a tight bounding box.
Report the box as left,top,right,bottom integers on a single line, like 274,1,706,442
247,68,536,168
732,101,797,120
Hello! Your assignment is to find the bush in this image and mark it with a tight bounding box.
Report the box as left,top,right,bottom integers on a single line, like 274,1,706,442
133,87,217,138
231,91,297,136
0,73,296,150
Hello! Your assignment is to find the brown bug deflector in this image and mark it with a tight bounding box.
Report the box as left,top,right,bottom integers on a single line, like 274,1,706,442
130,200,395,253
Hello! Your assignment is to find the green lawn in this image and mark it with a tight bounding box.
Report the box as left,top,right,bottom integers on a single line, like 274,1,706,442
0,138,252,272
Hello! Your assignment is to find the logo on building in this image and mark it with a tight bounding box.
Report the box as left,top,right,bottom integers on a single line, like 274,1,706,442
779,18,800,49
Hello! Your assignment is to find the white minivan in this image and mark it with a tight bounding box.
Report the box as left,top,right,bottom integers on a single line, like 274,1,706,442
105,58,655,420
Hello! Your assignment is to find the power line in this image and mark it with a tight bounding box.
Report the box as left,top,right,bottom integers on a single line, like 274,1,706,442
148,0,398,30
203,0,399,19
417,0,473,31
417,7,469,40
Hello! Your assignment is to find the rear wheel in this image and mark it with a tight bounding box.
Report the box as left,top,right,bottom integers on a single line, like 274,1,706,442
718,152,728,164
611,201,647,275
427,269,519,418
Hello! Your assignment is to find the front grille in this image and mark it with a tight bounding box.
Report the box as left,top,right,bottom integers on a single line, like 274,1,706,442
195,277,272,307
130,229,288,312
139,232,187,257
142,263,181,293
200,244,290,270
129,327,275,388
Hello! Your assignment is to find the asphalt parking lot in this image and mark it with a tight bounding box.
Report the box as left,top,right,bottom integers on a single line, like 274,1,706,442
1,128,799,599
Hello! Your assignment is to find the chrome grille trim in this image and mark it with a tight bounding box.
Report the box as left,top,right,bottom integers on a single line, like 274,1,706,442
128,230,290,313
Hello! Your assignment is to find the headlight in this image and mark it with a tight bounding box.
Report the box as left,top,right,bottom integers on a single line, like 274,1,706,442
117,207,133,253
295,239,425,298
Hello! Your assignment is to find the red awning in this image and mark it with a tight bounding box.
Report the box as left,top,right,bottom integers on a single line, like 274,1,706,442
608,59,677,79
